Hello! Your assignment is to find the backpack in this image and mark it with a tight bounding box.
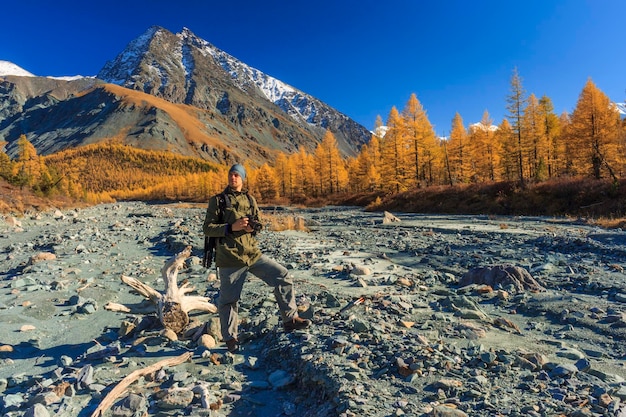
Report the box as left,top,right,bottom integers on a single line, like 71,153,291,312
202,191,255,269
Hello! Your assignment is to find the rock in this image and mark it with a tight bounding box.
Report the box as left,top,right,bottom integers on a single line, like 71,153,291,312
268,370,294,388
199,334,216,348
459,265,544,292
157,388,194,409
20,324,36,332
76,364,94,389
111,393,147,417
29,252,56,264
382,211,401,224
431,404,469,416
24,403,50,417
161,328,178,341
351,265,372,276
5,216,22,227
556,347,585,360
2,393,24,409
550,363,578,377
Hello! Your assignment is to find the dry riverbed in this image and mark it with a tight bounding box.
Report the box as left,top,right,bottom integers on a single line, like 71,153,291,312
1,202,626,417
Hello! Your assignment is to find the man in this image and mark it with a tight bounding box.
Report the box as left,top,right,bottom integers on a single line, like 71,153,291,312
203,163,311,353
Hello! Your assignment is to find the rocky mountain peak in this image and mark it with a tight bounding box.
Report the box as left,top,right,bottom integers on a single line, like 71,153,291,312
97,26,370,156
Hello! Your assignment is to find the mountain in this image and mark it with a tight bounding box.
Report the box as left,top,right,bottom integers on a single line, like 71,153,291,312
0,27,371,164
97,26,369,157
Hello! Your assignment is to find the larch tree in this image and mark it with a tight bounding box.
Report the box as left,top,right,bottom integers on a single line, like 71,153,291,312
364,134,383,190
505,68,528,185
0,143,12,182
380,106,406,192
290,148,316,199
470,111,499,182
447,112,470,184
349,135,381,193
402,93,438,187
314,130,346,195
14,134,43,189
538,95,562,178
522,94,548,181
274,153,294,198
495,118,517,181
252,163,279,202
568,79,622,181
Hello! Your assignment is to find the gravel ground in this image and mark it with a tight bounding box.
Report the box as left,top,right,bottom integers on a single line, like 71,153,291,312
1,202,626,417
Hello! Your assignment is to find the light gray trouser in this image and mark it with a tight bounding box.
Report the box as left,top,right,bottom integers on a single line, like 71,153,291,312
217,254,298,341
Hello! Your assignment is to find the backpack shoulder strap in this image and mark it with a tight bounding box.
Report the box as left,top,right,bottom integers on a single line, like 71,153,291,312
245,192,256,213
214,192,231,222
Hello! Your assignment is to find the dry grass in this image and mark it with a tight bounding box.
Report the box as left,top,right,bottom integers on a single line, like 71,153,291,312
261,212,310,232
0,179,88,216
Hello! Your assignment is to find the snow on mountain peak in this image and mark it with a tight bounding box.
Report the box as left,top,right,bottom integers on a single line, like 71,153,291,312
175,29,328,124
0,60,35,77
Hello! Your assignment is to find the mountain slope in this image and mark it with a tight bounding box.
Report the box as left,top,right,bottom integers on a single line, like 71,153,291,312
97,26,370,156
0,80,308,163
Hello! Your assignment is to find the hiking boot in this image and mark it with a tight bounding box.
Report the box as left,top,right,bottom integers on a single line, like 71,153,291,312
284,316,311,332
225,338,239,353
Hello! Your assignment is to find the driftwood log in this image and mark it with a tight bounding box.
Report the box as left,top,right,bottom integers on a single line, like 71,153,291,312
104,246,217,334
89,351,193,417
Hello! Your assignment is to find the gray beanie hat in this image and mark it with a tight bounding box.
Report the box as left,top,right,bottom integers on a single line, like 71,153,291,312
229,163,246,180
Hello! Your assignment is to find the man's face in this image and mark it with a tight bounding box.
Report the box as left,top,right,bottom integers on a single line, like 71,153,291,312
228,171,243,191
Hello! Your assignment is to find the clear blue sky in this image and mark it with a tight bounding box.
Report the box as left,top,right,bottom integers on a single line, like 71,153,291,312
3,0,625,135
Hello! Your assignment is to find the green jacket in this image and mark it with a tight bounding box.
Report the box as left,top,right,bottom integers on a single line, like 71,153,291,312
202,187,262,267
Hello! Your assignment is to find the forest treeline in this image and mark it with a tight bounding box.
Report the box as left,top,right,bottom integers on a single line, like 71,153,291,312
1,71,625,216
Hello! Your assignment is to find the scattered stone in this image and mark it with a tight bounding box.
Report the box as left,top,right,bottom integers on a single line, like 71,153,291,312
382,211,401,224
20,324,36,332
156,388,194,410
198,334,216,348
111,393,147,417
29,252,56,264
268,370,294,388
23,403,50,417
459,265,544,292
1,203,625,417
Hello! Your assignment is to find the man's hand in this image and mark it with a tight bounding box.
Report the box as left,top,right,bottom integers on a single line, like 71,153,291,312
232,217,253,233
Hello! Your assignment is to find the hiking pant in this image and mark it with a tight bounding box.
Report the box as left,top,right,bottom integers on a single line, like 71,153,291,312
217,254,298,342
